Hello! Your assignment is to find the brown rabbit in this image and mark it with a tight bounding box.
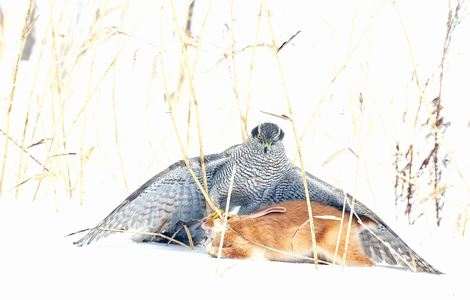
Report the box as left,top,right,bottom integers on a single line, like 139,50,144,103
201,200,374,267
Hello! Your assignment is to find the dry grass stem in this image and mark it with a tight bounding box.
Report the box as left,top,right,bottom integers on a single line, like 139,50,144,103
299,1,386,142
259,110,291,121
159,5,221,217
340,196,356,269
168,0,212,205
242,1,264,139
332,194,348,265
217,165,237,259
228,0,245,140
207,43,274,74
112,66,128,193
0,128,49,172
167,0,195,104
183,224,195,250
169,0,214,208
0,0,35,196
263,1,319,268
276,30,301,53
167,226,184,245
48,1,73,199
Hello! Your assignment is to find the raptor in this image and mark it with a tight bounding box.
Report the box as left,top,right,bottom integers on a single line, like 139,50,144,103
74,122,441,274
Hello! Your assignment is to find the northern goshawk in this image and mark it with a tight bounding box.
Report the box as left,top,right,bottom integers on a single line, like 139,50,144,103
74,122,440,274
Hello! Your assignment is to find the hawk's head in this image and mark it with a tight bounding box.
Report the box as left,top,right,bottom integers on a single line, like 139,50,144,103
250,123,285,154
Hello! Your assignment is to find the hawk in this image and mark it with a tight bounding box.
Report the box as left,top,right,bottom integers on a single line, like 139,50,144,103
74,122,441,274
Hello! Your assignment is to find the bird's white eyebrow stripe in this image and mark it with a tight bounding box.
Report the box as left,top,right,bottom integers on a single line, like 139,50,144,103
273,126,281,140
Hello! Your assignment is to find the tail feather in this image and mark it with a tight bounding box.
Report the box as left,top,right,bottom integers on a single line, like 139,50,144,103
359,223,442,274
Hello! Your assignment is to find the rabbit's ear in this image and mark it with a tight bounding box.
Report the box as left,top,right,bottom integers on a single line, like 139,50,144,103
265,206,287,214
248,206,287,219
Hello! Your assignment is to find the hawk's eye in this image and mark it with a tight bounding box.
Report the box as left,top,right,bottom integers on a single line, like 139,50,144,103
257,133,263,140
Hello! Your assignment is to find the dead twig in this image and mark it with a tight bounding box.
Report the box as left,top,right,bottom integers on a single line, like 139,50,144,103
277,30,301,53
260,110,291,121
217,166,237,259
206,43,274,75
0,128,49,172
264,2,319,268
183,224,195,250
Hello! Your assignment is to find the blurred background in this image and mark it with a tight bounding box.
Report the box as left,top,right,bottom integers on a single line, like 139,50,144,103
0,0,469,258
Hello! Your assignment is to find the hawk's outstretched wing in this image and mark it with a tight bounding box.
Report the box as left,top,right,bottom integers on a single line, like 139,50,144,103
266,167,384,220
267,167,441,274
358,221,441,274
74,145,240,247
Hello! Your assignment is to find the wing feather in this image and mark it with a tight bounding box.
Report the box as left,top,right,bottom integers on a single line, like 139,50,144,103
74,146,239,246
268,167,384,221
358,222,442,273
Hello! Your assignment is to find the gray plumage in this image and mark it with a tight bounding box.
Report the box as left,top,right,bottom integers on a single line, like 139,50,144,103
74,122,441,274
358,222,442,274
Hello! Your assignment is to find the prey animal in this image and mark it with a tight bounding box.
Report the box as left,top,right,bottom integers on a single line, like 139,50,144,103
202,200,443,273
202,200,373,267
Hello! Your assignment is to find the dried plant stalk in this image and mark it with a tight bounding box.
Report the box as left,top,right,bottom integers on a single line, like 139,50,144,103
0,0,35,196
263,2,319,268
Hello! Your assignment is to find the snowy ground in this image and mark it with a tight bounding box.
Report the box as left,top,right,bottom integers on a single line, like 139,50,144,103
0,199,469,300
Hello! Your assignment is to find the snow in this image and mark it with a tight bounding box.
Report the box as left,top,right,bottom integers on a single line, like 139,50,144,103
0,200,468,300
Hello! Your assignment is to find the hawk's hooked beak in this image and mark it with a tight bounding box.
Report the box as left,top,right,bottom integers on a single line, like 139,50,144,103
263,142,271,154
